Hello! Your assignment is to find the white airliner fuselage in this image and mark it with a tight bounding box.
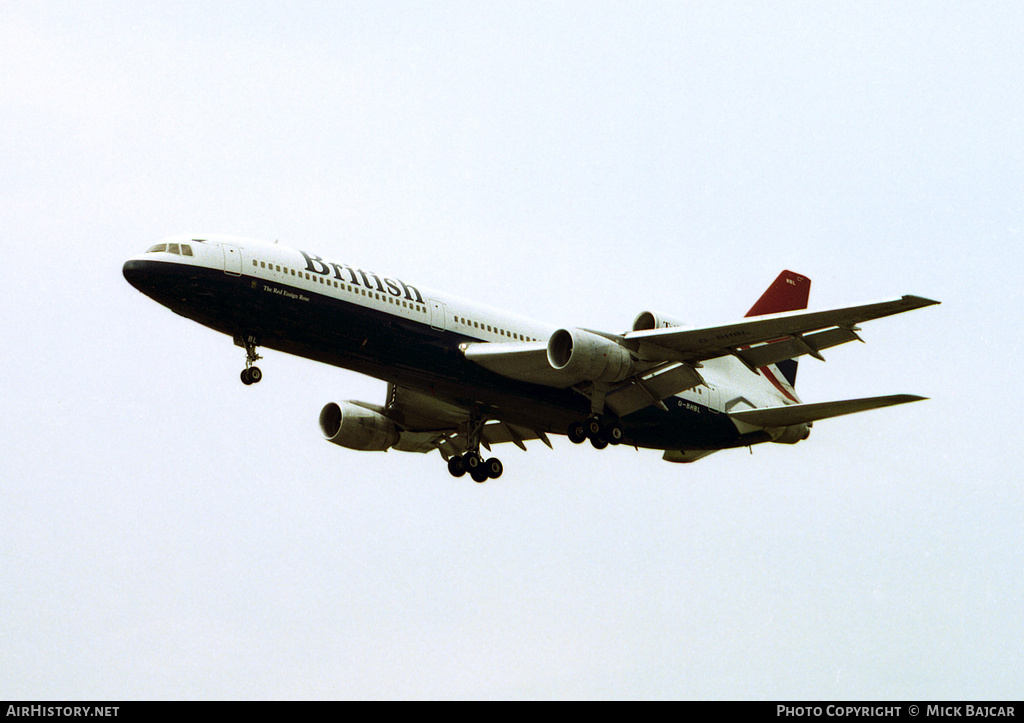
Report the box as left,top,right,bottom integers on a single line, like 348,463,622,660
123,235,938,480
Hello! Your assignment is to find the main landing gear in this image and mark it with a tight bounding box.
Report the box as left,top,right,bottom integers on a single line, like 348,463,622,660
446,415,503,483
568,415,623,450
447,453,503,483
238,335,263,385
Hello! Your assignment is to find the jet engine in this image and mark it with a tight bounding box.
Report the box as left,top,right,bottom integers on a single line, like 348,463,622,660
319,401,399,451
632,311,689,331
546,328,635,384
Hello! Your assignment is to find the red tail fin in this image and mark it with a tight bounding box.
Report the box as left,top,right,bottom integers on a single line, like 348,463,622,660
745,270,811,317
745,271,810,394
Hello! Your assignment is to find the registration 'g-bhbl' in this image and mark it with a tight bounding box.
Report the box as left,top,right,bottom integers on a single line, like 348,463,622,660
123,235,938,482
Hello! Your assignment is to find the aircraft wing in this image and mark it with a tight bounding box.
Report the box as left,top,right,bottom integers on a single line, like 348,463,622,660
728,394,926,427
623,295,940,368
378,383,552,456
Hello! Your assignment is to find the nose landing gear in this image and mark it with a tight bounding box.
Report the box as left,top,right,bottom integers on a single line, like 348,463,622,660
236,335,263,385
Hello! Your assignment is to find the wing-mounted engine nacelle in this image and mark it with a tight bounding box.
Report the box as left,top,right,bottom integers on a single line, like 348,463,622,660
547,328,635,384
771,423,812,445
319,401,399,451
632,311,689,331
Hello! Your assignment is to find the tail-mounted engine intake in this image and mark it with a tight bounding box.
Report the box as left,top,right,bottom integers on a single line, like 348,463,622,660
547,328,635,384
632,311,689,331
319,401,399,451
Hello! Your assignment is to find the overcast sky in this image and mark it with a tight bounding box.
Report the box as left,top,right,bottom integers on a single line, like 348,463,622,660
2,1,1021,700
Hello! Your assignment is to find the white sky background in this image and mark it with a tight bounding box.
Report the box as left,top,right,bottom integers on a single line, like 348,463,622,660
1,0,1021,700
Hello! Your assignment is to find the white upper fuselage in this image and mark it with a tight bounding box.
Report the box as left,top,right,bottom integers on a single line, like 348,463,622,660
129,234,795,417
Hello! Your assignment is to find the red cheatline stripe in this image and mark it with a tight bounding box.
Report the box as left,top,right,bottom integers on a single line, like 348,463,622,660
759,364,799,403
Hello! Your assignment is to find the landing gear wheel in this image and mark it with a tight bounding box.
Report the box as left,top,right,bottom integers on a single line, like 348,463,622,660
485,458,503,479
590,436,608,450
568,421,587,444
464,453,483,472
601,421,623,445
238,335,263,386
584,417,602,439
470,467,489,483
448,456,467,478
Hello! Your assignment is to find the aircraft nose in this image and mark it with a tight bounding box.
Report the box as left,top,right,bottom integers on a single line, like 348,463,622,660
122,259,145,290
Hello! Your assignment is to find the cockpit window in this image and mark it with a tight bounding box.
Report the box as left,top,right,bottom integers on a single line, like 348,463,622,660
146,243,193,256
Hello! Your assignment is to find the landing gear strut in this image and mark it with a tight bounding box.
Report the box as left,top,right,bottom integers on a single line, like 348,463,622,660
446,415,503,482
238,335,263,385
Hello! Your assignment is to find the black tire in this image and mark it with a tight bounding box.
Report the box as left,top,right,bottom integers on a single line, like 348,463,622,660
602,421,624,445
248,366,262,383
465,453,481,471
584,417,602,438
485,458,503,479
471,468,489,483
568,421,587,444
448,456,466,478
590,436,608,450
241,368,253,385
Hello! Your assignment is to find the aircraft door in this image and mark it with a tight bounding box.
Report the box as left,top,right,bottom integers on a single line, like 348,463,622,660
222,244,242,276
706,384,722,413
429,300,446,331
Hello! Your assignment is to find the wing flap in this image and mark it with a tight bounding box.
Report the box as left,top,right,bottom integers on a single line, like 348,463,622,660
728,394,926,428
734,326,863,369
383,383,550,456
605,363,705,417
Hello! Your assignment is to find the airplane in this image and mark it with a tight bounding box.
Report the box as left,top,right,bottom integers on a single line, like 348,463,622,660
123,235,939,481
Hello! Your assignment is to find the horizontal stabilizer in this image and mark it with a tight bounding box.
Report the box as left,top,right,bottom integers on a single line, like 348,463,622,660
729,394,927,428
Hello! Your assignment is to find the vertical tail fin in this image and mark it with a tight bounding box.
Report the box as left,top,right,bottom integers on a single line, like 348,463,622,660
745,270,811,317
745,270,811,392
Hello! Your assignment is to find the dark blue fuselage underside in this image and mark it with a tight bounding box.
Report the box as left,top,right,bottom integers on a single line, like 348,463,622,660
123,259,764,451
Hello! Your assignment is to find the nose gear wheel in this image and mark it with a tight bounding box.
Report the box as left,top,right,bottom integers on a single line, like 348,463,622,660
237,335,263,385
